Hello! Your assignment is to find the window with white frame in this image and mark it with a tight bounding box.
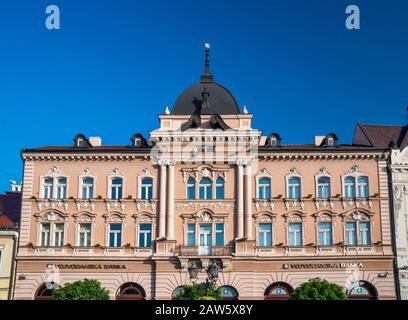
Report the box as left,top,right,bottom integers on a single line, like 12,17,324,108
108,223,122,247
111,178,123,200
345,220,371,245
43,178,54,199
318,222,333,246
54,223,64,246
82,178,94,199
344,177,355,198
140,178,153,200
78,223,92,247
199,178,212,200
258,223,272,246
345,222,357,245
357,177,369,198
187,178,196,200
215,223,224,246
56,178,67,199
317,177,331,199
359,221,371,245
288,177,301,199
288,223,302,246
138,224,152,247
258,178,271,199
215,178,225,199
40,223,51,246
187,223,196,246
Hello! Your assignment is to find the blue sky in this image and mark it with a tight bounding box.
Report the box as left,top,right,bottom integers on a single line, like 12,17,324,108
0,0,407,192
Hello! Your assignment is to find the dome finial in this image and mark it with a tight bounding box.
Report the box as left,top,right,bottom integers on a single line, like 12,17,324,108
201,43,213,82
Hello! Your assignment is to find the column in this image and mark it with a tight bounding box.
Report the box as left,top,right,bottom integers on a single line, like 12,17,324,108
158,162,167,239
166,161,175,240
245,164,253,240
237,163,244,239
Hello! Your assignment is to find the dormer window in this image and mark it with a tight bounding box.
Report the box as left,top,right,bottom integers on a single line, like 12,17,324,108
322,133,338,147
267,133,281,147
131,133,146,148
73,134,91,148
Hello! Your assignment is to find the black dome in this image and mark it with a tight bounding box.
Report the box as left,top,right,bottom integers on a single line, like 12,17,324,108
171,44,241,115
171,80,240,115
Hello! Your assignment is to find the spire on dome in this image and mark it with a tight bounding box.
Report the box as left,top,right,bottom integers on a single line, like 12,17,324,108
201,43,213,83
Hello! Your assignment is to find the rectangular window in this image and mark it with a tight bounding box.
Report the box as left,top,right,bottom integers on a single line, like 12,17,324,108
141,178,153,200
258,223,272,247
359,222,371,245
43,178,53,199
56,178,67,199
109,223,122,247
215,224,224,246
318,222,333,246
79,223,92,247
82,178,94,199
344,177,355,198
40,223,50,246
288,178,301,199
111,179,123,200
187,224,196,246
288,223,302,246
139,224,152,248
357,177,369,198
216,185,224,199
345,222,357,245
54,224,64,247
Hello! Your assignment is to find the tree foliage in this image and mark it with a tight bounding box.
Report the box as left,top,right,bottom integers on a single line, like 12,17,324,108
175,283,222,300
290,278,347,300
52,279,110,300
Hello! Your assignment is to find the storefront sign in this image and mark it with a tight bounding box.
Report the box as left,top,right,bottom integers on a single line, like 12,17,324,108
56,264,126,270
282,262,363,270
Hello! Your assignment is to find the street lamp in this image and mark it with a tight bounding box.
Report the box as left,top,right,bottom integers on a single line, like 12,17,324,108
188,261,199,283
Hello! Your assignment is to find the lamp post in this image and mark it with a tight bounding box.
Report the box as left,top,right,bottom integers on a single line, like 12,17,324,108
187,260,220,297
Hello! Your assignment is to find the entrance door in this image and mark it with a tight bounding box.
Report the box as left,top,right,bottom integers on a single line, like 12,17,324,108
199,224,212,255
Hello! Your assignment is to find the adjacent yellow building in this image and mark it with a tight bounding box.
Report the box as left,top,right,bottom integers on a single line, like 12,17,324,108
0,188,21,300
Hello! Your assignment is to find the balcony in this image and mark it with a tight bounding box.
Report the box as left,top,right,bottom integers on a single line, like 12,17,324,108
176,245,234,257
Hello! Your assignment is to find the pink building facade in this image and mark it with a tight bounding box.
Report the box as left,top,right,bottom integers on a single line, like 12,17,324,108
14,48,396,300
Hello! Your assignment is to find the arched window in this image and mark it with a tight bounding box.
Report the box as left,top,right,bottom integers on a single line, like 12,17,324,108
258,178,271,199
199,178,212,200
288,177,301,199
82,178,94,199
344,177,355,198
172,286,185,300
187,177,196,200
111,178,123,200
317,177,331,199
116,282,146,300
357,177,369,198
34,283,60,300
348,281,377,300
216,178,225,199
43,178,54,199
219,286,239,300
264,282,294,300
56,178,67,199
141,178,153,200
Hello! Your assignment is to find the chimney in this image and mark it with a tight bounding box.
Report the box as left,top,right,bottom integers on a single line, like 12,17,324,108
314,136,325,147
89,136,102,147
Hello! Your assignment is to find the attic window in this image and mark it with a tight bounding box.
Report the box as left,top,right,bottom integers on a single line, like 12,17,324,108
267,133,281,147
327,137,334,146
135,138,142,147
